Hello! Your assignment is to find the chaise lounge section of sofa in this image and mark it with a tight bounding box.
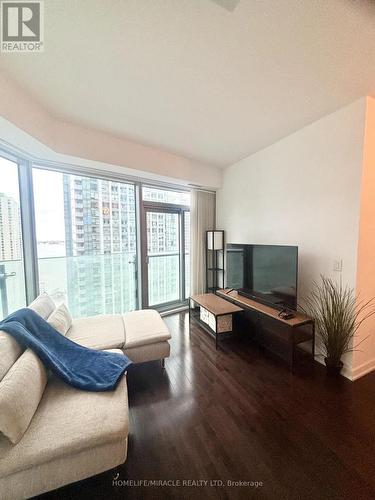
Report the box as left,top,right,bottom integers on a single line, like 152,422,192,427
68,308,171,364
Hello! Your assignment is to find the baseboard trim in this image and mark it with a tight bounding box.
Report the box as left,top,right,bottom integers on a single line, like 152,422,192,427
351,358,375,381
341,365,353,381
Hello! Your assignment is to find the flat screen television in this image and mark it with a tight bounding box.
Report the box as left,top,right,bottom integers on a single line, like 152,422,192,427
226,244,298,310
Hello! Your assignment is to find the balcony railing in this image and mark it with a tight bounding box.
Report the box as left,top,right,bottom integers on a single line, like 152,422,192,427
147,252,190,306
1,251,190,320
148,253,179,306
38,253,138,318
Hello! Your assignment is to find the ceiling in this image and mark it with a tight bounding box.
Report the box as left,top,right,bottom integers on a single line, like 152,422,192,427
1,0,375,168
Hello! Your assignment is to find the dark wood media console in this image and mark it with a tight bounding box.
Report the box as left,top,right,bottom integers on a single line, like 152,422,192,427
216,289,315,372
189,293,243,349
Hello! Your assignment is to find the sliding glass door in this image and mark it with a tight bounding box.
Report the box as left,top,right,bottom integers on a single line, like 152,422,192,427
0,156,26,318
142,186,190,309
146,210,180,306
32,167,138,317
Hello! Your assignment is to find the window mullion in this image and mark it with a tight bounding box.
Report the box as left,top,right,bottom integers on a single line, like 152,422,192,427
135,183,143,310
18,160,39,304
180,210,185,302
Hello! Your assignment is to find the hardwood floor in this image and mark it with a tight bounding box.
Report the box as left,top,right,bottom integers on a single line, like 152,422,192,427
39,312,375,500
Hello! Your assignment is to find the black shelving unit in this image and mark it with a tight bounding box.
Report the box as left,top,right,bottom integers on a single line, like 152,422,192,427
206,230,224,293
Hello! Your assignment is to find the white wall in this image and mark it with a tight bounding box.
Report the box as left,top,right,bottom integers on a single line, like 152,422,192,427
217,98,366,376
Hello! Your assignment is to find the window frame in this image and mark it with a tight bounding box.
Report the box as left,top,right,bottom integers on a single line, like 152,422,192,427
141,195,190,310
0,142,192,315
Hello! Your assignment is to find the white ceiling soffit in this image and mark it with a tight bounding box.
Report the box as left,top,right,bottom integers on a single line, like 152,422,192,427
0,0,375,168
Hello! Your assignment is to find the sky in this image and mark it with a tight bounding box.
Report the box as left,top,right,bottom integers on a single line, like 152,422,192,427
0,159,66,242
0,157,19,200
32,168,65,242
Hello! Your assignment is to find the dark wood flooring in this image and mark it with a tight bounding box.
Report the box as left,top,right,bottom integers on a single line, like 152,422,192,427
39,312,375,500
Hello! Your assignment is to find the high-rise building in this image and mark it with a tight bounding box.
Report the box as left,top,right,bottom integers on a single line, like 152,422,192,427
62,175,137,317
0,193,22,261
62,177,189,315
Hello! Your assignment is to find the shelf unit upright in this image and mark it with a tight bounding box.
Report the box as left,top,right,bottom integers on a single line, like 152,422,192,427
206,230,224,293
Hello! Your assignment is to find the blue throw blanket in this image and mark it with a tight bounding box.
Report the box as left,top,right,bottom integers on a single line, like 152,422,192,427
0,308,132,392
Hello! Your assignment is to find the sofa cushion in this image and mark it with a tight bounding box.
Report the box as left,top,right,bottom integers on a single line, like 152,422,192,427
0,350,128,478
0,349,47,444
67,314,125,350
47,303,72,336
122,309,171,349
0,331,23,380
28,293,55,320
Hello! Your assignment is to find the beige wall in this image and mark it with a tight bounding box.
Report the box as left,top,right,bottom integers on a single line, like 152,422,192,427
217,98,367,379
0,73,221,188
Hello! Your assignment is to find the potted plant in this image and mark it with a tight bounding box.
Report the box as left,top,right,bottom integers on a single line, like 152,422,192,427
302,275,375,376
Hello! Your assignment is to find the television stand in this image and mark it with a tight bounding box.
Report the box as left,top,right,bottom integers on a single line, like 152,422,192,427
189,293,243,349
217,289,315,372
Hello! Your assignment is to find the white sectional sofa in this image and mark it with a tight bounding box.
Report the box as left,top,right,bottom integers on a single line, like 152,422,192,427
0,293,171,499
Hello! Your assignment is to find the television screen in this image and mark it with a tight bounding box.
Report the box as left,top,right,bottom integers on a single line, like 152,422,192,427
226,244,298,310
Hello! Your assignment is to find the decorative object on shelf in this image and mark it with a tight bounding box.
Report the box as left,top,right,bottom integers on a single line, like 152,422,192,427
206,230,224,293
302,275,375,377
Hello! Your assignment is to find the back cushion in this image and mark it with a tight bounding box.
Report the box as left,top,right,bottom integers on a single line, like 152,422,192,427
0,349,47,444
28,293,55,320
0,331,23,380
47,303,72,336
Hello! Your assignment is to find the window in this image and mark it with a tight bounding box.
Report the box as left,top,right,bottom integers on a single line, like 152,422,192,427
33,168,138,317
142,186,190,308
0,149,191,319
142,186,190,206
146,211,180,306
0,156,26,318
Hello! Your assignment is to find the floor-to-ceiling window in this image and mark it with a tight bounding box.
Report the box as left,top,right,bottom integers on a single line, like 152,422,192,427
0,150,191,320
33,167,138,317
0,155,26,318
142,186,190,309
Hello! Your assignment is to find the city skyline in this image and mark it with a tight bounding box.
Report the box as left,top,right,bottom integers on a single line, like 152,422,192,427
61,174,138,317
1,164,190,319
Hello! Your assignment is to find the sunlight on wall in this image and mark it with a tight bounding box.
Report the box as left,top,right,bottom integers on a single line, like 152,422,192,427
353,96,375,379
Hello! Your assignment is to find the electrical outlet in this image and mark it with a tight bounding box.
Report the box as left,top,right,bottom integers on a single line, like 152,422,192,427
333,259,343,272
